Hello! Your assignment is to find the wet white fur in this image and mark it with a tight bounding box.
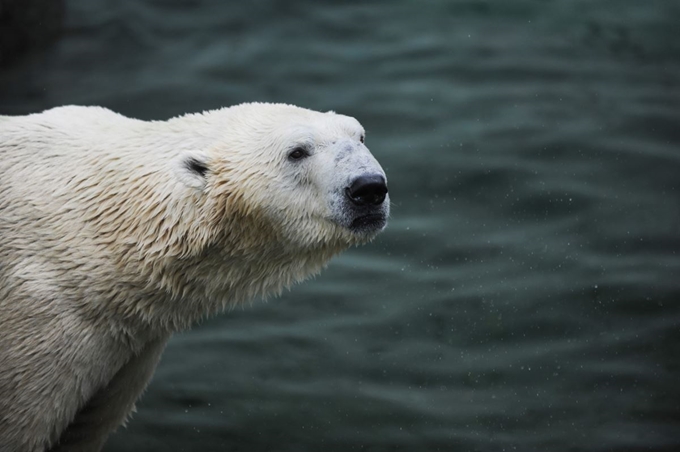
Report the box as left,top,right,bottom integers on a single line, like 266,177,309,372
0,103,388,451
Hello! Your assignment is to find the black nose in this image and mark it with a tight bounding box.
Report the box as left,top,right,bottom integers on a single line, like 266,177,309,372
346,174,388,206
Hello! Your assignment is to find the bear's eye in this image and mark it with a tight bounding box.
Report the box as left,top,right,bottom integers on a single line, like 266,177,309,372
359,134,365,144
288,147,308,161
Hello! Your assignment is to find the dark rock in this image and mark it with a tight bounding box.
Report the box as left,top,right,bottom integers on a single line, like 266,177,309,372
0,0,65,67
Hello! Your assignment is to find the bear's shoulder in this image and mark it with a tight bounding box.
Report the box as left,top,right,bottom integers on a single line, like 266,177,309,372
31,105,138,129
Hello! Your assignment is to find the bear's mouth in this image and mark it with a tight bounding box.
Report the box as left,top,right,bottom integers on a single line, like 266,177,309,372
349,213,387,232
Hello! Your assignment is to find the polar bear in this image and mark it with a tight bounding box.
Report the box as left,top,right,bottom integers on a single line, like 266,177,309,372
0,103,389,452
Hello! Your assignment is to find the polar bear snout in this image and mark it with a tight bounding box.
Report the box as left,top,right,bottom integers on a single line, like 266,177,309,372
345,174,388,207
340,173,390,235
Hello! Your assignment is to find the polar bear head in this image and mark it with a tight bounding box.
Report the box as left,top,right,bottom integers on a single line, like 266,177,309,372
173,103,390,256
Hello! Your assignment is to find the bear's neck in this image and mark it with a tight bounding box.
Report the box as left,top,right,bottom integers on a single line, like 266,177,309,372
94,191,349,333
120,238,346,333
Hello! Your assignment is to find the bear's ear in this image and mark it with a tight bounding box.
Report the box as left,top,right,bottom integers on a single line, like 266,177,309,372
173,150,210,190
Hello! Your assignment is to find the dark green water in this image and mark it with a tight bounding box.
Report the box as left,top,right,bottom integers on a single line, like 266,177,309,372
2,1,679,451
